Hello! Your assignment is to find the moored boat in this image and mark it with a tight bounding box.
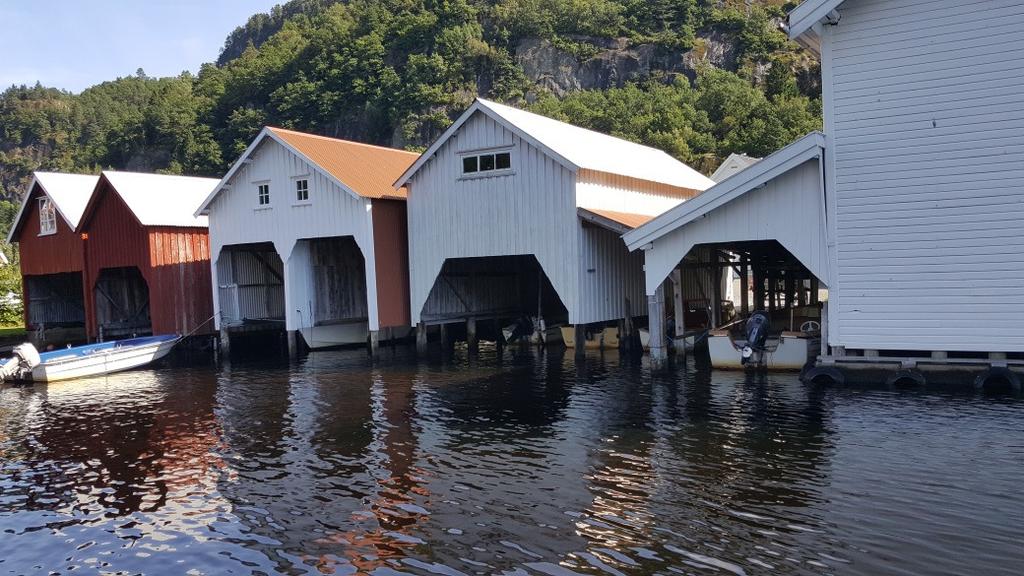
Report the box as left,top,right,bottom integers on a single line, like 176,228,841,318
1,335,180,383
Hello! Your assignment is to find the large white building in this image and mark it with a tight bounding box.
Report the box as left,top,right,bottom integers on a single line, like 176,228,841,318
626,0,1024,381
196,127,418,354
396,98,714,345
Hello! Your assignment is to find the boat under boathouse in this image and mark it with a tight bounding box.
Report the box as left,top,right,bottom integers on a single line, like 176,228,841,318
624,133,829,370
7,172,99,346
395,98,714,350
78,171,218,341
196,127,418,356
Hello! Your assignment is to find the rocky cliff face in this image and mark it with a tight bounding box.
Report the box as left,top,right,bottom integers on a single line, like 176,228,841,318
516,33,741,96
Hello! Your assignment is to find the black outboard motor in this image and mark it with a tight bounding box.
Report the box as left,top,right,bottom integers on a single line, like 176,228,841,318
741,311,770,365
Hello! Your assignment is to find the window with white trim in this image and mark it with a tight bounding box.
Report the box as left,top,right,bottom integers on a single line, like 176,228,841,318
295,179,309,202
462,151,512,175
257,183,270,206
39,198,56,235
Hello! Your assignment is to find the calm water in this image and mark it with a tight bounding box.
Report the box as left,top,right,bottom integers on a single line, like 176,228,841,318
1,347,1022,576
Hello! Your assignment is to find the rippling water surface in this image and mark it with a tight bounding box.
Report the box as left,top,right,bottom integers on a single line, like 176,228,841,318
1,347,1022,575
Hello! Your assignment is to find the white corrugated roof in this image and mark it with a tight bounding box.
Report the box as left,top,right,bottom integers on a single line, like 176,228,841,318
7,172,99,243
395,98,715,193
32,172,99,228
624,132,826,251
477,99,715,191
102,171,218,228
710,153,761,183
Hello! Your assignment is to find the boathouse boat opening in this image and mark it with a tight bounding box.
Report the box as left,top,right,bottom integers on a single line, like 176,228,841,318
93,266,152,340
625,132,830,370
215,242,286,345
197,126,418,357
419,255,568,347
301,235,372,348
397,98,715,354
23,273,87,344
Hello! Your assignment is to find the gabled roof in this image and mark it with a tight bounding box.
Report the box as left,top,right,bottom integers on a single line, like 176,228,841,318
579,208,655,235
7,172,99,243
624,132,826,251
395,98,715,194
785,0,845,55
196,127,419,215
710,153,761,183
81,171,218,230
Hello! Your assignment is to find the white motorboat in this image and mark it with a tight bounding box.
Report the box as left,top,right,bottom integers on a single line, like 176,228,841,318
1,334,180,383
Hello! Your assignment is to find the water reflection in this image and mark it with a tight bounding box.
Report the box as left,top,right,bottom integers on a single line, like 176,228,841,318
1,348,1022,575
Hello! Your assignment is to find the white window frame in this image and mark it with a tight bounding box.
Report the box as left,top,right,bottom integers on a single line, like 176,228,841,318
255,181,271,209
293,176,311,205
38,197,57,236
460,149,514,179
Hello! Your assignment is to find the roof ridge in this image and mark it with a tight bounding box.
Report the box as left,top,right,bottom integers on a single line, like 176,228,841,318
268,126,420,157
477,98,678,158
103,169,219,180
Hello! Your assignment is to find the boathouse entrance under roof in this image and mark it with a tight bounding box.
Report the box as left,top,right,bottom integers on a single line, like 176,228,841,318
23,273,87,344
293,235,371,348
418,255,568,347
215,242,286,343
93,266,152,340
623,132,830,366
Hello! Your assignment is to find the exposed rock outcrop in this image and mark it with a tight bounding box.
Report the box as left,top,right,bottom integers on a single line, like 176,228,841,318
516,33,740,96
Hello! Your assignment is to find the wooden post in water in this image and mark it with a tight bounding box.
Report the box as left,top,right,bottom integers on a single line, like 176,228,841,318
574,323,586,359
740,259,750,315
648,284,667,369
369,330,380,356
623,297,634,353
671,268,686,357
416,322,428,354
219,328,231,357
711,253,722,329
466,317,478,353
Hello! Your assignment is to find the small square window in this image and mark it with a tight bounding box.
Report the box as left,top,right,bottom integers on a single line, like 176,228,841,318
463,156,478,173
479,154,495,171
39,198,56,235
295,179,309,202
495,152,511,170
257,183,270,206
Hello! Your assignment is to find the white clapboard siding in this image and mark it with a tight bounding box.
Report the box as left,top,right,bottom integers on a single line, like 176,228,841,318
407,111,664,325
827,0,1024,351
406,112,580,324
577,223,647,326
206,138,377,332
641,159,828,296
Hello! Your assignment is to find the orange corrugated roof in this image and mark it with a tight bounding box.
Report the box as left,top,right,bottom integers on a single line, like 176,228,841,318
586,208,655,230
268,127,420,200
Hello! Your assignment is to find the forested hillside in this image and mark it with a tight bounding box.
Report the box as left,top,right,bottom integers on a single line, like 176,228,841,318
0,0,820,201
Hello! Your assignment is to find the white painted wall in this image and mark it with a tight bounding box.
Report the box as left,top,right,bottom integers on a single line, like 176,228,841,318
827,0,1024,352
642,159,828,295
407,111,675,325
575,178,682,216
206,138,380,332
406,112,581,324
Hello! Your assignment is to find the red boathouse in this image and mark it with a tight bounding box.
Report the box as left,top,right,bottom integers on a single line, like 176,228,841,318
77,171,218,340
7,172,100,345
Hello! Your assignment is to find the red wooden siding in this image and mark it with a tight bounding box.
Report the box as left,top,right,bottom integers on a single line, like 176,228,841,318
15,185,88,328
16,185,86,276
80,179,213,339
371,199,411,328
148,227,213,336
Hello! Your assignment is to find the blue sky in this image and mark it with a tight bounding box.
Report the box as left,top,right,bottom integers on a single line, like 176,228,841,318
0,0,282,93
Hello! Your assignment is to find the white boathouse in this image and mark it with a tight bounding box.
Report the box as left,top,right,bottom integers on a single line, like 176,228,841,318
395,98,714,349
196,127,419,354
626,0,1024,383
